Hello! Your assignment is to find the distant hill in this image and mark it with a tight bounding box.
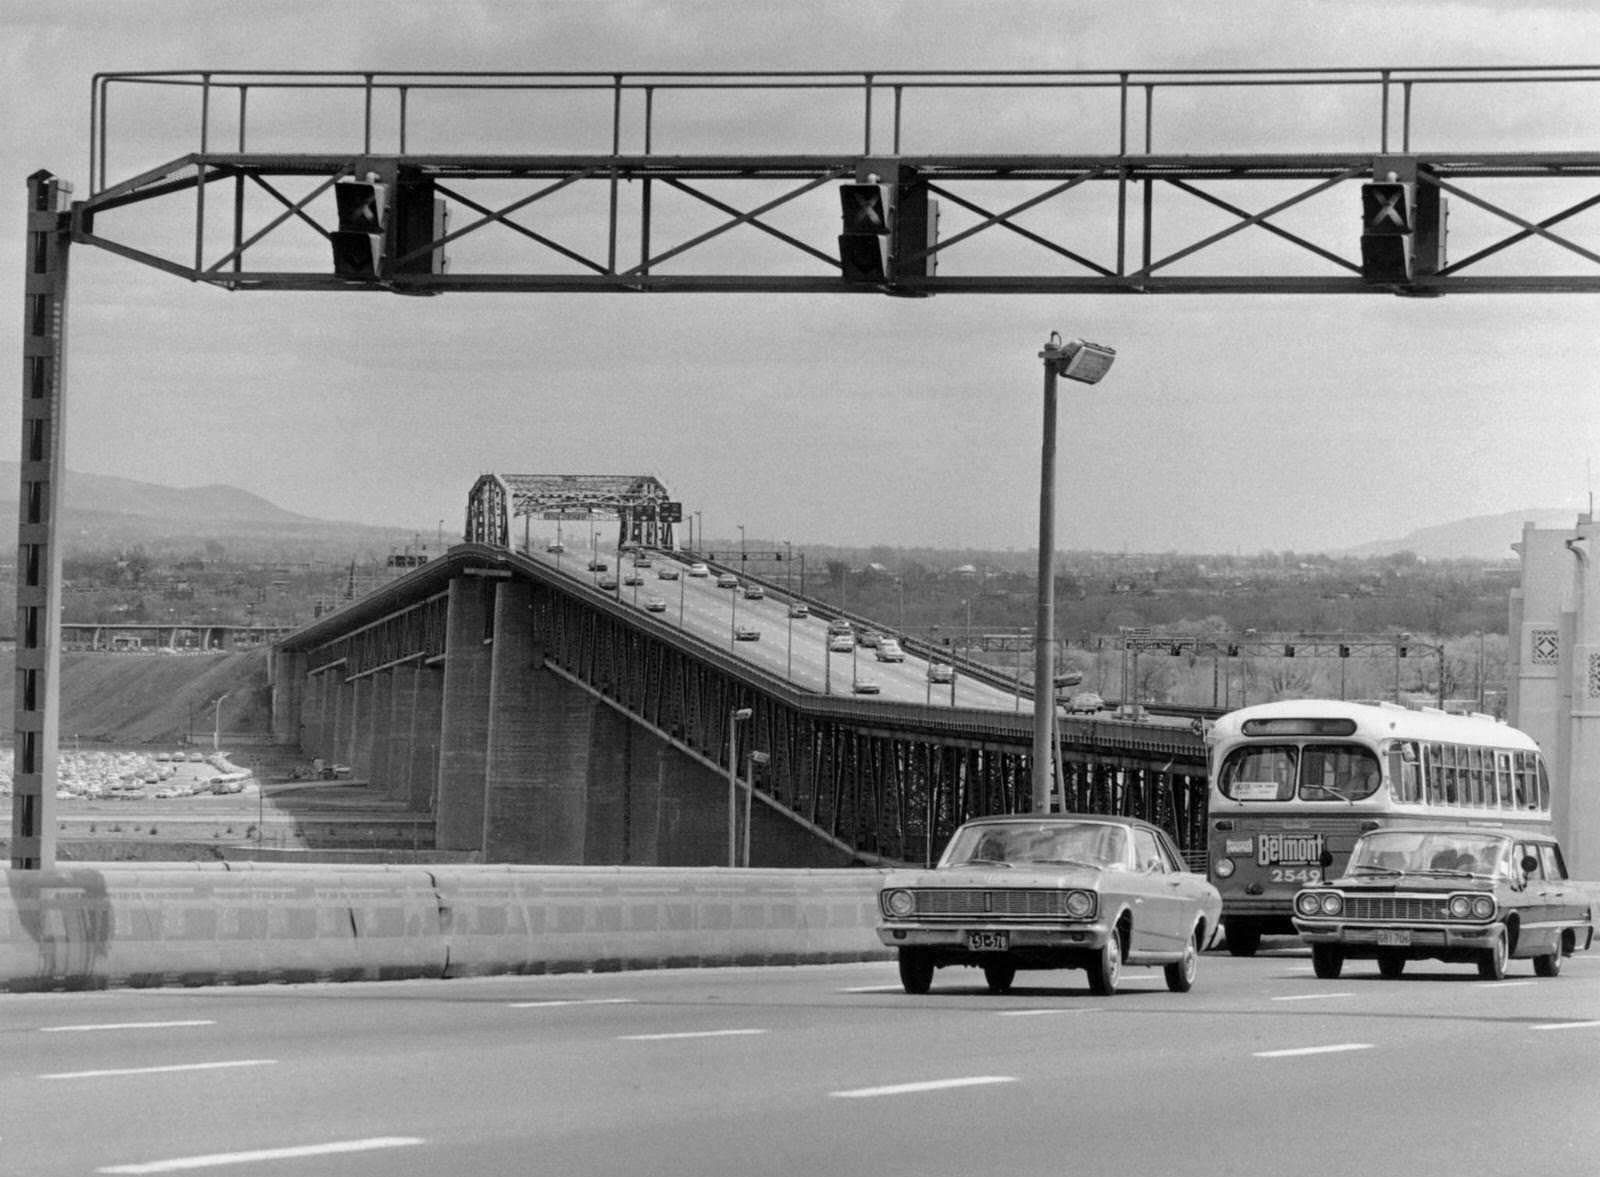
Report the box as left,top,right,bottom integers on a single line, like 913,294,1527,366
1341,509,1585,561
0,464,417,560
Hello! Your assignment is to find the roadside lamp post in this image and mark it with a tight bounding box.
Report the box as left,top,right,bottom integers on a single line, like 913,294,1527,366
784,540,792,595
744,750,770,867
212,691,230,753
738,523,747,582
693,511,702,552
728,708,753,866
1033,333,1116,816
824,630,832,695
896,577,904,633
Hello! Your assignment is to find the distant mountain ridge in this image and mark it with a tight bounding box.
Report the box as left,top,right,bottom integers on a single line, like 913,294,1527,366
1341,509,1585,561
0,462,317,524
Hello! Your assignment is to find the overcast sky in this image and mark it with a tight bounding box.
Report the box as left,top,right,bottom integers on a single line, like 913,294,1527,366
5,1,1600,556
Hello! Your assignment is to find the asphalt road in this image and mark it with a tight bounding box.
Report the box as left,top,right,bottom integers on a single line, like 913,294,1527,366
5,946,1597,1176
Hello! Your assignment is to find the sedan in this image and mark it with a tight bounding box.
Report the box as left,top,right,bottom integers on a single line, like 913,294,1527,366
742,584,764,600
878,815,1221,996
788,603,809,618
587,559,608,572
927,662,955,684
623,572,644,586
598,575,620,590
687,563,710,577
828,634,854,653
642,597,667,613
1293,826,1594,980
657,566,680,580
734,625,761,642
717,573,739,589
875,639,905,662
851,676,880,694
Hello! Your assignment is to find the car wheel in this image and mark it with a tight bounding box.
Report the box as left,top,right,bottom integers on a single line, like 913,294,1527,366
1225,922,1261,958
898,948,935,995
1377,949,1406,979
982,963,1017,994
1477,927,1508,980
1165,925,1201,993
1311,943,1344,980
1088,925,1124,995
1534,935,1564,978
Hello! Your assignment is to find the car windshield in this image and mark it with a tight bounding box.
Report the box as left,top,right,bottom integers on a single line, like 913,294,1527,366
1347,831,1507,877
942,821,1129,869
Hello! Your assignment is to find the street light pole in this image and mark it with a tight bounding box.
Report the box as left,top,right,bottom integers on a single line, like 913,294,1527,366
213,691,230,753
1033,333,1116,816
738,523,746,582
728,708,752,867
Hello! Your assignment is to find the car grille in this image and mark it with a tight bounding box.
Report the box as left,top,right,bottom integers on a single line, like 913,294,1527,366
902,888,1081,920
1342,895,1450,922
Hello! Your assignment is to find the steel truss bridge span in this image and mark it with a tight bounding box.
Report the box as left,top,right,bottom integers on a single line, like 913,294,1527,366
466,473,679,551
274,544,1206,867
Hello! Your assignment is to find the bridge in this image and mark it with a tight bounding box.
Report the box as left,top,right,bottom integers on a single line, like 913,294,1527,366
272,539,1207,868
60,621,291,652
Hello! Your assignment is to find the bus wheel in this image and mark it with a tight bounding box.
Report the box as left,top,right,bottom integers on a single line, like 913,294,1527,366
1311,943,1344,979
898,948,935,994
1165,925,1201,993
982,962,1017,994
1225,923,1261,957
1476,927,1508,981
1087,925,1123,995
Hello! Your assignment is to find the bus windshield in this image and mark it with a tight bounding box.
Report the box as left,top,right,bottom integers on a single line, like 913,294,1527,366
1217,743,1382,803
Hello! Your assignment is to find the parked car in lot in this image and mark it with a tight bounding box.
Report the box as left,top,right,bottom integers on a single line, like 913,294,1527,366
828,633,854,653
642,596,667,613
875,638,905,662
742,584,764,600
851,676,881,694
657,565,680,580
716,573,739,589
734,624,761,642
788,602,809,618
687,563,710,577
878,815,1222,995
927,662,955,684
1292,826,1594,980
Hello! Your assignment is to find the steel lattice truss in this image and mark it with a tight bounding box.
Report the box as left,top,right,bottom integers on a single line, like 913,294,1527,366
466,473,676,550
64,67,1600,296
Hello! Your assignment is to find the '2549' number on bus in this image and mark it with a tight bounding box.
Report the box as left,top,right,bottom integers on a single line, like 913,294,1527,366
1269,867,1322,884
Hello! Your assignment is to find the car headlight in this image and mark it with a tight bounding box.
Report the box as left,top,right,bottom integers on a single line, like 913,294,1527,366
1448,894,1473,919
1064,890,1095,919
1471,896,1495,920
1319,893,1343,917
883,889,915,918
1213,858,1235,879
1295,891,1323,917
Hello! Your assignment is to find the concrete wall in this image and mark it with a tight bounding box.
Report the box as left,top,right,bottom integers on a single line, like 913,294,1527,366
0,864,889,991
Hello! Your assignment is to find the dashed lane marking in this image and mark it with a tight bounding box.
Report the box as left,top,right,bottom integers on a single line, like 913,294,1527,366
1254,1043,1374,1059
618,1029,767,1041
42,1059,275,1081
1271,993,1355,1001
831,1076,1017,1098
95,1137,424,1173
40,1020,216,1033
508,998,637,1008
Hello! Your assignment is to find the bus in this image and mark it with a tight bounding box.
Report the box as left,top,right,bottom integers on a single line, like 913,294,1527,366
1205,699,1551,956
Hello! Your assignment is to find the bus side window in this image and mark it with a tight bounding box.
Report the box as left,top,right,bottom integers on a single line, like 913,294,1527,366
1497,751,1514,808
1390,743,1419,803
1537,761,1550,812
1514,753,1531,809
1426,744,1445,806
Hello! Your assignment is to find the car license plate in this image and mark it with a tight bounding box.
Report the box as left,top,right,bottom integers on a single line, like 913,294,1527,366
967,931,1008,952
1377,929,1411,946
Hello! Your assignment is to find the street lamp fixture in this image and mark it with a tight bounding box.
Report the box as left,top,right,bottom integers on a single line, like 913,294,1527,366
728,707,753,866
1033,333,1115,816
213,691,230,753
743,749,770,867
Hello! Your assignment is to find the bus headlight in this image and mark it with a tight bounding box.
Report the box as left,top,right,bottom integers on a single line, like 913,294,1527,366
1213,858,1236,879
883,889,915,918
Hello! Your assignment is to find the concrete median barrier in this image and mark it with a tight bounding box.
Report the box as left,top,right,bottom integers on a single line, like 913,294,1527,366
1,864,890,991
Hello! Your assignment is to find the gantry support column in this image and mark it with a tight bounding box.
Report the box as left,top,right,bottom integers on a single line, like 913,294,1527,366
11,173,73,870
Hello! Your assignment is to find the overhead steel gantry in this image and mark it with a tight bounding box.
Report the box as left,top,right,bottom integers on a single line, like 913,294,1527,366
465,473,681,551
17,65,1600,868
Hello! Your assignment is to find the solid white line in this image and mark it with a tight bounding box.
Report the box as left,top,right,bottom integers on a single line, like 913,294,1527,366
42,1059,275,1081
1530,1020,1600,1031
619,1029,767,1041
832,1076,1017,1098
41,1020,216,1033
1271,993,1355,1002
838,985,902,993
1478,980,1537,988
508,998,637,1008
1254,1043,1374,1059
95,1137,424,1173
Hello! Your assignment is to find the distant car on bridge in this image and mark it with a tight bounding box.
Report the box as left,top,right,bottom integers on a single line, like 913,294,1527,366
643,597,667,613
788,603,809,618
717,573,739,589
632,553,652,567
828,633,854,653
927,662,955,684
657,565,680,580
587,559,607,572
546,541,565,553
1068,691,1105,713
742,584,764,600
875,639,905,662
851,676,881,694
856,629,882,648
624,571,645,586
598,575,620,590
687,563,710,577
734,624,761,642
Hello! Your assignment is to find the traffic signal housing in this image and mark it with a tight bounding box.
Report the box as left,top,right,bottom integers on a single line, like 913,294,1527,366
837,165,940,290
332,175,386,279
1359,159,1447,289
838,182,892,283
